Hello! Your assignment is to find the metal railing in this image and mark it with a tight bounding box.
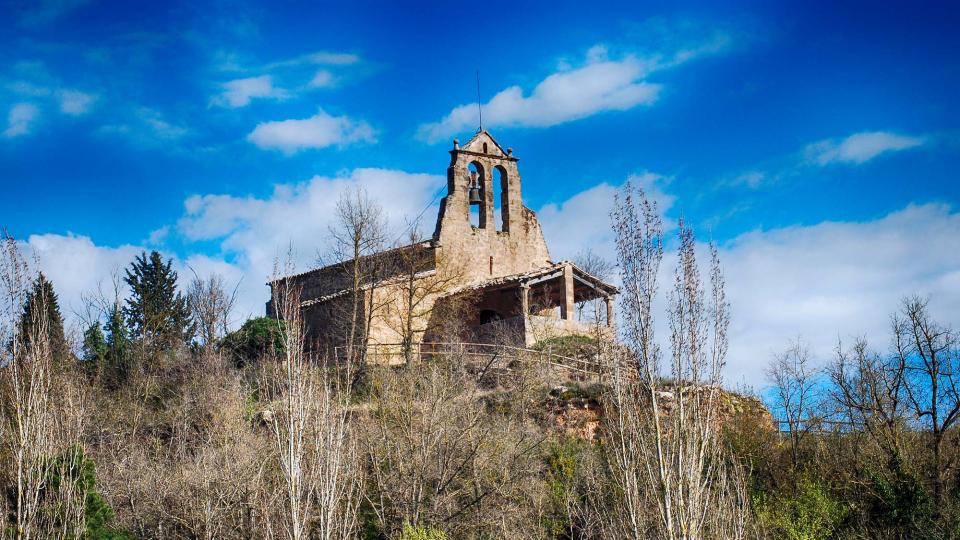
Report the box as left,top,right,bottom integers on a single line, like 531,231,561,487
773,418,862,434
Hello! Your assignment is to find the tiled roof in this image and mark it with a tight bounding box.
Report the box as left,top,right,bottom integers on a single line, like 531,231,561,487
443,261,618,296
267,240,434,284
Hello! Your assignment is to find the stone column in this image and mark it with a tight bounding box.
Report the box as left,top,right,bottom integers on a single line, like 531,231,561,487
605,295,615,327
561,264,575,320
520,284,530,318
480,162,490,230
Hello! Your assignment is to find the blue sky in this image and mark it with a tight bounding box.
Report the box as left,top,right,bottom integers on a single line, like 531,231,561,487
2,0,958,386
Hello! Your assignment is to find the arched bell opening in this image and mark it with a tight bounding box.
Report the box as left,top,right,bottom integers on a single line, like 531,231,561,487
467,161,485,229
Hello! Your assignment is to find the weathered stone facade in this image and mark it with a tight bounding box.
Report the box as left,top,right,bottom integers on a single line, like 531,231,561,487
267,131,617,356
433,131,552,282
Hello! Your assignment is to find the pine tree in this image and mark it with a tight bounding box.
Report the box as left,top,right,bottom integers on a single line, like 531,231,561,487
16,272,70,363
103,304,129,388
82,322,107,365
123,251,193,348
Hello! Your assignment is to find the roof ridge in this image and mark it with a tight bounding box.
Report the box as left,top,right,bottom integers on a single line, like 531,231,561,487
268,240,434,283
462,129,509,156
444,261,618,296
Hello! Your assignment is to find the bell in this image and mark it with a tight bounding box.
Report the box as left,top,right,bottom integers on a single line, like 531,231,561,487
468,170,482,204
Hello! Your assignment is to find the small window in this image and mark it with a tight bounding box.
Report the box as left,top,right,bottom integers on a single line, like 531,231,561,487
483,142,488,153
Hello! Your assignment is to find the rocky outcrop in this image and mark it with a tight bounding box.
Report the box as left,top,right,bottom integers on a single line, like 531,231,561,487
546,383,774,442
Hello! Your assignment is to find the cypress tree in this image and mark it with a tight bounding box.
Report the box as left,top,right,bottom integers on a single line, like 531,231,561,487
82,322,107,370
16,272,70,363
103,304,129,388
123,251,193,348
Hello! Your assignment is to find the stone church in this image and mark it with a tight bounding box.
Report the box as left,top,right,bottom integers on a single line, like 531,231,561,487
267,131,617,355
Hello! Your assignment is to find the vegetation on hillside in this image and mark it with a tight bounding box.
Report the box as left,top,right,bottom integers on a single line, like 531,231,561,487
1,186,957,539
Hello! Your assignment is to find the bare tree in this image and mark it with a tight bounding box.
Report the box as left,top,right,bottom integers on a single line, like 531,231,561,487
827,297,960,523
829,336,910,467
573,247,613,324
893,297,959,508
604,186,750,539
327,187,388,368
603,185,665,539
381,223,467,364
766,338,820,468
94,367,271,539
264,256,362,540
0,233,88,540
361,346,546,538
187,272,237,357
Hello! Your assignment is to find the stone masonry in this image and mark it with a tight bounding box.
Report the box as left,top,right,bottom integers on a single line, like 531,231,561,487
267,131,617,356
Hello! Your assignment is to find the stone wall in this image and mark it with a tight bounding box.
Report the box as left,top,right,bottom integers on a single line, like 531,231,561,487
268,131,583,358
433,131,553,284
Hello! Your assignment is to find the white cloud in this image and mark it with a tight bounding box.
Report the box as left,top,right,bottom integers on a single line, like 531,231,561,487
21,233,144,322
302,52,360,65
247,109,376,154
418,53,660,142
18,168,441,329
804,131,926,166
147,225,170,245
98,107,189,144
307,69,335,88
19,233,249,329
724,131,929,190
263,51,360,70
176,167,444,316
211,75,287,108
139,108,188,139
418,36,729,142
3,103,40,137
9,79,97,117
8,81,53,98
720,203,960,388
57,89,96,115
212,50,360,103
539,183,619,262
727,170,767,189
538,171,675,262
538,179,960,388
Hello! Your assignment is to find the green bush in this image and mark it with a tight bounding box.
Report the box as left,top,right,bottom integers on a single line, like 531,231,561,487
548,382,604,401
533,335,598,359
755,476,848,540
394,522,447,540
222,316,287,366
542,438,591,539
865,458,936,538
3,446,132,539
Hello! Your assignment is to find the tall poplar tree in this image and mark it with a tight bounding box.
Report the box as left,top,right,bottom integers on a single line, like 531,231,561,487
123,251,193,348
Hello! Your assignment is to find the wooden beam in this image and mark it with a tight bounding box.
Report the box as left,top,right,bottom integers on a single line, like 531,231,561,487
561,264,574,320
